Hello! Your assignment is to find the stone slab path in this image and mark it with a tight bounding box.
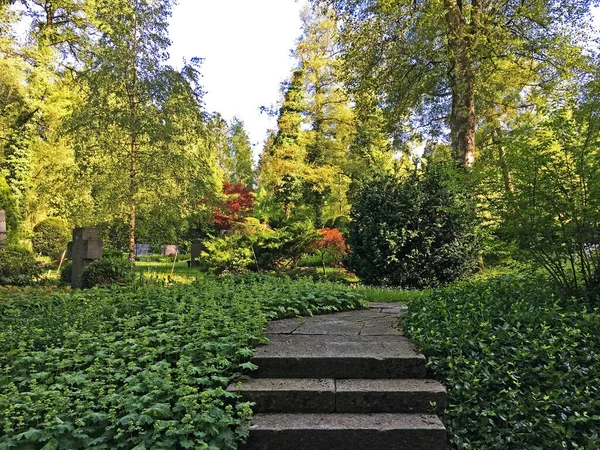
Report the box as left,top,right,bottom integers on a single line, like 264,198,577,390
229,303,448,450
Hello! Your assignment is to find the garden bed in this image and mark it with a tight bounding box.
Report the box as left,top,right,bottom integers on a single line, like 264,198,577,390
0,275,366,449
403,275,600,450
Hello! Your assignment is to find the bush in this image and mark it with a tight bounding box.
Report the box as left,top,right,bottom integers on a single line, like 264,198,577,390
0,275,366,449
80,258,134,288
32,217,71,259
346,161,479,288
253,221,319,271
0,175,18,243
495,106,600,304
403,275,600,449
202,221,320,274
333,216,351,235
0,246,44,286
102,247,125,259
59,260,72,285
203,235,254,274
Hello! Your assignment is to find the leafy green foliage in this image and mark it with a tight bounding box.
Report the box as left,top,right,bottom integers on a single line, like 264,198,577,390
403,275,600,449
59,260,72,285
0,175,18,243
203,221,320,274
490,102,600,304
0,275,366,449
32,218,71,259
80,258,134,289
0,246,44,286
346,161,479,287
202,235,254,274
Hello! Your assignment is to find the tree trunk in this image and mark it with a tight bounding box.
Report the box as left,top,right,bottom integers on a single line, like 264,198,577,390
445,0,477,169
128,12,139,264
128,137,136,263
492,128,514,193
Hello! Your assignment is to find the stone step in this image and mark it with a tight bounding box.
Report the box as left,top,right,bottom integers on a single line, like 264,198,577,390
241,413,447,450
336,379,447,414
228,378,446,414
228,378,336,413
251,334,426,379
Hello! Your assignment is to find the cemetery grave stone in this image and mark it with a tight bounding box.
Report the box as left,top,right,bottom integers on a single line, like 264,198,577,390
190,243,205,267
135,243,152,256
70,227,103,288
161,244,178,256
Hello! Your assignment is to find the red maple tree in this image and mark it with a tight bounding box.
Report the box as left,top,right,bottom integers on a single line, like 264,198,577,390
312,228,347,275
196,183,255,230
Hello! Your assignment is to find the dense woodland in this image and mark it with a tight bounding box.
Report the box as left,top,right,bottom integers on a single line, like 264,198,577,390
0,0,598,293
1,1,600,449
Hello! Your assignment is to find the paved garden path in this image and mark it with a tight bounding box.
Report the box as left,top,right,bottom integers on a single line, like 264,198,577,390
229,303,448,450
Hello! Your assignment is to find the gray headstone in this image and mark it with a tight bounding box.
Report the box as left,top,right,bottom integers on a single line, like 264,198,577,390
161,244,178,256
70,227,103,288
135,243,152,256
0,210,6,250
190,243,205,267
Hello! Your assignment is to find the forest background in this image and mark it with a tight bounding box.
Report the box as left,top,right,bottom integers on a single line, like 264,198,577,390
0,0,599,300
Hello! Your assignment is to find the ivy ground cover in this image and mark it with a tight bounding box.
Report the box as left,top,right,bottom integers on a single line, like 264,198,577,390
403,275,600,450
0,275,366,449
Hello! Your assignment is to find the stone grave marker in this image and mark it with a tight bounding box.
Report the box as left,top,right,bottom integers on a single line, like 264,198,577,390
190,243,205,267
70,227,103,288
135,243,152,256
0,210,6,250
161,244,178,256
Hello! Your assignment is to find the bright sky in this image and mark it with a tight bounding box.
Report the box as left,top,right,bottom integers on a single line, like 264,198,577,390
169,0,308,161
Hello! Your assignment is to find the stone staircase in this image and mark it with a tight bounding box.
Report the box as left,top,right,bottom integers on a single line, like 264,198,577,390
228,303,447,450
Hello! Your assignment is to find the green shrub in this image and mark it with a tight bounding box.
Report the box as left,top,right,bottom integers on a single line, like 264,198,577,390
346,161,479,288
203,221,319,274
299,252,339,268
102,247,125,259
333,216,350,235
403,275,600,449
32,217,71,259
80,258,134,288
0,275,366,449
490,105,600,304
0,246,44,286
203,234,254,274
0,175,19,243
253,221,319,271
59,260,72,285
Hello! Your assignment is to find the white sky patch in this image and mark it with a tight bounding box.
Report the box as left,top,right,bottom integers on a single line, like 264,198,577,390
168,0,308,162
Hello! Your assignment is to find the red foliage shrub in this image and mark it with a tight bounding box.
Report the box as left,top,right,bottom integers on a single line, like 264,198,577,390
312,228,347,274
195,183,256,231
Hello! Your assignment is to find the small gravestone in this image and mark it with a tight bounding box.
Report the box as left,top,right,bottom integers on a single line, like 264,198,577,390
135,243,152,256
0,210,6,250
190,243,205,267
161,244,178,256
70,227,103,288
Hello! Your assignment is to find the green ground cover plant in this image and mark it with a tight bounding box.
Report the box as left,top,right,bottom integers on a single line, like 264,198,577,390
0,275,366,449
403,275,600,450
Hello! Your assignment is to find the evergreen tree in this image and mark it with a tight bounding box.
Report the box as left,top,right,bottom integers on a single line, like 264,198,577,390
296,7,355,225
261,69,308,219
228,117,254,189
